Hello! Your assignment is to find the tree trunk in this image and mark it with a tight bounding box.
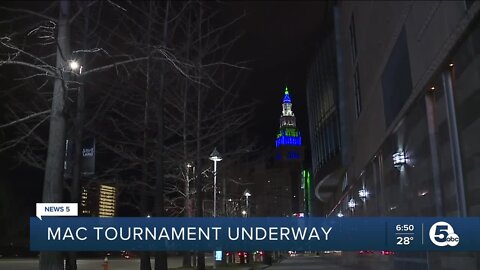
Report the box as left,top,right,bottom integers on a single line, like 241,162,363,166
195,74,205,270
195,5,206,270
182,82,192,268
153,67,168,268
65,3,90,269
153,94,167,270
154,1,168,269
140,253,151,270
65,76,83,270
139,56,151,267
182,8,193,268
139,7,152,267
40,1,70,269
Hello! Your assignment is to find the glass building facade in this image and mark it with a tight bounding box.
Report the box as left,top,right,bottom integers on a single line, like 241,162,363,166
306,2,480,269
323,6,480,270
306,33,341,176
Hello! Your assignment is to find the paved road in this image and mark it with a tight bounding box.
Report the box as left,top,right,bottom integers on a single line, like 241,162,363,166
269,256,352,270
0,256,213,270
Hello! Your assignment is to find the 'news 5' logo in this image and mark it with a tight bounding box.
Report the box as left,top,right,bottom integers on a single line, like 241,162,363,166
429,221,460,247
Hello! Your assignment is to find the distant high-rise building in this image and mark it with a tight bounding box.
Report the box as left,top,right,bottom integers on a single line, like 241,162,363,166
273,87,304,214
80,183,116,217
98,184,116,217
306,13,346,216
306,1,480,269
80,186,95,216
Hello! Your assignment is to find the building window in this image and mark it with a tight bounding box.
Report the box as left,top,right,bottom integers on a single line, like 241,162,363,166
349,14,358,63
354,66,362,118
381,27,412,127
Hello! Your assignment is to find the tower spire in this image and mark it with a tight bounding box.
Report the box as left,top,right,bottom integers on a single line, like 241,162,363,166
283,85,292,104
276,86,301,148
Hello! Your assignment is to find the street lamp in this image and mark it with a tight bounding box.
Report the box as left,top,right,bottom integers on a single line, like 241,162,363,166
209,148,222,218
209,148,222,269
68,59,82,74
243,189,251,217
185,162,193,217
69,60,79,70
348,198,356,210
393,151,408,170
358,188,369,200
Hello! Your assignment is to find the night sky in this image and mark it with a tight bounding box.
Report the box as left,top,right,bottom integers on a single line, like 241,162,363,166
220,1,328,165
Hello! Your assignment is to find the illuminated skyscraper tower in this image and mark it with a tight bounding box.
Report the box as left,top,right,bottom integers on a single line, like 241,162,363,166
80,183,116,217
274,86,304,214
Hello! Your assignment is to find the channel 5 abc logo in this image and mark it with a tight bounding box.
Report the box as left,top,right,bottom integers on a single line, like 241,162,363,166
429,221,460,247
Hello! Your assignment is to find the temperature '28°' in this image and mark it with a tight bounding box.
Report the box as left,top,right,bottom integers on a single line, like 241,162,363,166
395,224,415,246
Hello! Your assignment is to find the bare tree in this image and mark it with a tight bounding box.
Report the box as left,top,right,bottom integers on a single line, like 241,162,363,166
0,2,253,270
0,2,188,270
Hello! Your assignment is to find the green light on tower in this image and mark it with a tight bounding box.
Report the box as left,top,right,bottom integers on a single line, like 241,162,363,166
302,170,311,216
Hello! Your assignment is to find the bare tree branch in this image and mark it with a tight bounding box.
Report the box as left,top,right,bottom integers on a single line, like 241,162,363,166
0,109,51,129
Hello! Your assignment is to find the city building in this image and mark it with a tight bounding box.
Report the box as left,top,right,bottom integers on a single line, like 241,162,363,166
253,166,294,217
98,184,116,217
306,3,346,216
273,87,305,214
306,1,480,269
301,169,312,216
80,183,116,217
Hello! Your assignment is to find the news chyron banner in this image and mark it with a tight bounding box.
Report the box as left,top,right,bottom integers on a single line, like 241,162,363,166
31,205,480,251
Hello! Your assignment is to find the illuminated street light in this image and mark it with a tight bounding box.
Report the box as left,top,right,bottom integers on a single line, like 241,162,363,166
348,198,356,209
337,211,344,218
68,59,83,74
209,147,222,218
417,190,429,197
209,148,222,270
69,60,79,70
393,151,408,169
358,188,369,200
185,162,194,217
243,189,251,217
241,210,247,216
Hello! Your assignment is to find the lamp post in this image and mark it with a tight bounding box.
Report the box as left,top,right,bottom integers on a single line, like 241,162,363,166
185,162,193,217
66,58,84,270
243,189,251,217
209,148,222,269
69,59,83,74
209,148,222,218
69,58,84,206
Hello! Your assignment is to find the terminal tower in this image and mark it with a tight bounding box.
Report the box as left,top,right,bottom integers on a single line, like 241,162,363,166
274,86,304,213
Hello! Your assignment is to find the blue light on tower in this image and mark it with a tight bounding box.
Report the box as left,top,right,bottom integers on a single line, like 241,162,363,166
275,135,302,148
276,86,302,148
283,90,292,103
